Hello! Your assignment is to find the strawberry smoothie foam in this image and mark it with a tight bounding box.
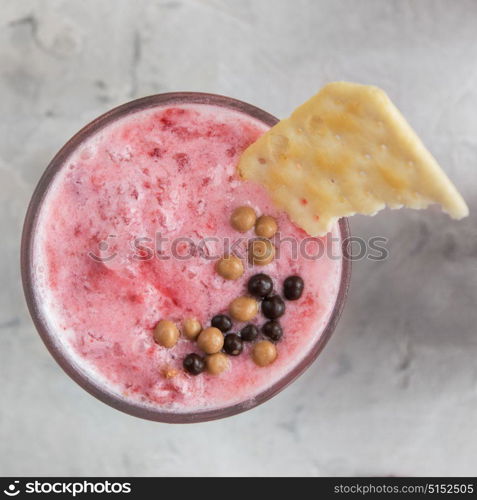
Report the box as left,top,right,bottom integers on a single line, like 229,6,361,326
31,102,343,413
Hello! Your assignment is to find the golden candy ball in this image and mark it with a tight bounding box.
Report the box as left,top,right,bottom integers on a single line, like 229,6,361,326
182,318,202,340
229,296,258,322
249,238,276,266
255,215,278,238
197,327,224,354
230,206,257,232
251,340,277,367
153,320,180,348
216,255,244,280
206,353,230,375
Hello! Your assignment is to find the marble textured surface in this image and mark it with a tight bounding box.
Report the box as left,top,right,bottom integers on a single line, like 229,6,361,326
1,0,477,477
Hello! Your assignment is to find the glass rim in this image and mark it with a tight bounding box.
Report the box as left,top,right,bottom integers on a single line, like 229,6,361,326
21,92,351,423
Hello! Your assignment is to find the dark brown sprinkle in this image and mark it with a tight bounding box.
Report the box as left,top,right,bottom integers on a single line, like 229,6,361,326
211,314,233,332
240,324,259,342
183,353,205,375
247,273,273,297
261,295,285,319
223,334,243,356
262,320,283,341
283,275,304,301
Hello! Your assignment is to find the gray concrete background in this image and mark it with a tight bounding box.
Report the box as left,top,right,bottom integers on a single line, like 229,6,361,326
1,0,477,476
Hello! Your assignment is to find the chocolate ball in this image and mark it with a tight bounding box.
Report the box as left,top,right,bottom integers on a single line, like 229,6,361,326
223,334,243,356
262,320,283,341
261,295,285,319
183,353,205,375
283,275,304,301
240,324,259,342
211,314,233,333
247,273,273,298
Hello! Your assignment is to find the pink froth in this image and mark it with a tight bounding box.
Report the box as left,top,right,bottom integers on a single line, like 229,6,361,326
33,104,342,412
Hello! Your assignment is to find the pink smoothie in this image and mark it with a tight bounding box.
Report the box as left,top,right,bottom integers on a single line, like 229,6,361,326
32,103,343,412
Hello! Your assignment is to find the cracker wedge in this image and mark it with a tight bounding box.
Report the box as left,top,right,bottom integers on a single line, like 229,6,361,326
238,82,468,236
